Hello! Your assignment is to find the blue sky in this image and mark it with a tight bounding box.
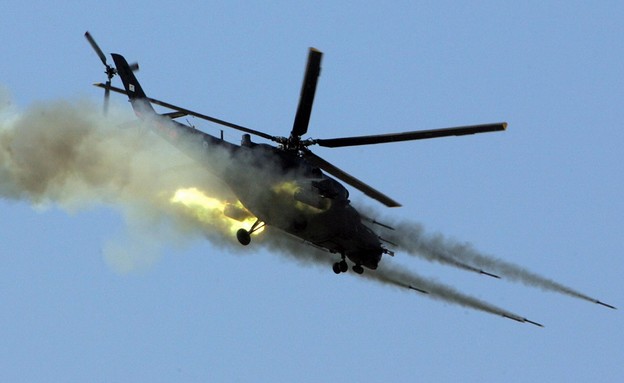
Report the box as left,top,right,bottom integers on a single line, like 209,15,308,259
1,1,622,382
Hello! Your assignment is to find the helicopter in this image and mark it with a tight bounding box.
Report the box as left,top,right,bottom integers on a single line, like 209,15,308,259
85,32,506,276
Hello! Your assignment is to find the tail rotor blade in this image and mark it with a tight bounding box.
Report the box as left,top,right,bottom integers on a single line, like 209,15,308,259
103,80,111,115
85,31,117,115
84,31,108,67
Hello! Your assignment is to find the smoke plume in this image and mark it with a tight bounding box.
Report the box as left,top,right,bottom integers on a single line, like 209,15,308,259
0,94,231,268
365,263,540,325
363,210,610,306
0,91,600,324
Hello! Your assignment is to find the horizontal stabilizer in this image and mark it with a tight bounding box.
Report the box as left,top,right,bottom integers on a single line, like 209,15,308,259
161,111,188,119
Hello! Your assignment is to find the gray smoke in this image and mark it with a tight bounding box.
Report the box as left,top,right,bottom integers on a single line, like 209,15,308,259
250,229,541,324
0,92,571,322
364,262,540,325
364,210,608,306
0,94,238,270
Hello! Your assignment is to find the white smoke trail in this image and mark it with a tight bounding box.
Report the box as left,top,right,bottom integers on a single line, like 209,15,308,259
364,210,613,307
364,262,542,326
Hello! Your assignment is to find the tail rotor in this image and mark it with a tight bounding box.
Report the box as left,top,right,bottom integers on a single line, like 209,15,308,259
84,31,138,114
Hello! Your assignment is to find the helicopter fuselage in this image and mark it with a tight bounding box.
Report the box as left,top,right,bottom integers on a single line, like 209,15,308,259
151,113,384,270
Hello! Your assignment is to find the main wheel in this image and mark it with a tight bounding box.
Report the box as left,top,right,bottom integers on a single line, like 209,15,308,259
352,265,364,275
236,228,251,246
339,260,348,273
332,262,341,274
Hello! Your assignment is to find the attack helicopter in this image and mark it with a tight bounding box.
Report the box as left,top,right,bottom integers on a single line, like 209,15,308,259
85,32,506,275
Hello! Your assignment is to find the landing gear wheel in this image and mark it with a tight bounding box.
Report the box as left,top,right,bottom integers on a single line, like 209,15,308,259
332,262,341,274
352,265,364,275
339,260,348,273
236,228,251,246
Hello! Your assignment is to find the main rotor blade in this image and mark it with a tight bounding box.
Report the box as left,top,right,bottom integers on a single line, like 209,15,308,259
304,150,401,207
314,123,507,148
291,48,323,139
84,31,108,66
93,83,277,142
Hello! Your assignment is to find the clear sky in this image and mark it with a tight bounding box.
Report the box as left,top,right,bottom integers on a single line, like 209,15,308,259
1,1,622,382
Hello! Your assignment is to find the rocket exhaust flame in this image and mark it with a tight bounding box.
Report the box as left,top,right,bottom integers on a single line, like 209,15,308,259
170,187,262,236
